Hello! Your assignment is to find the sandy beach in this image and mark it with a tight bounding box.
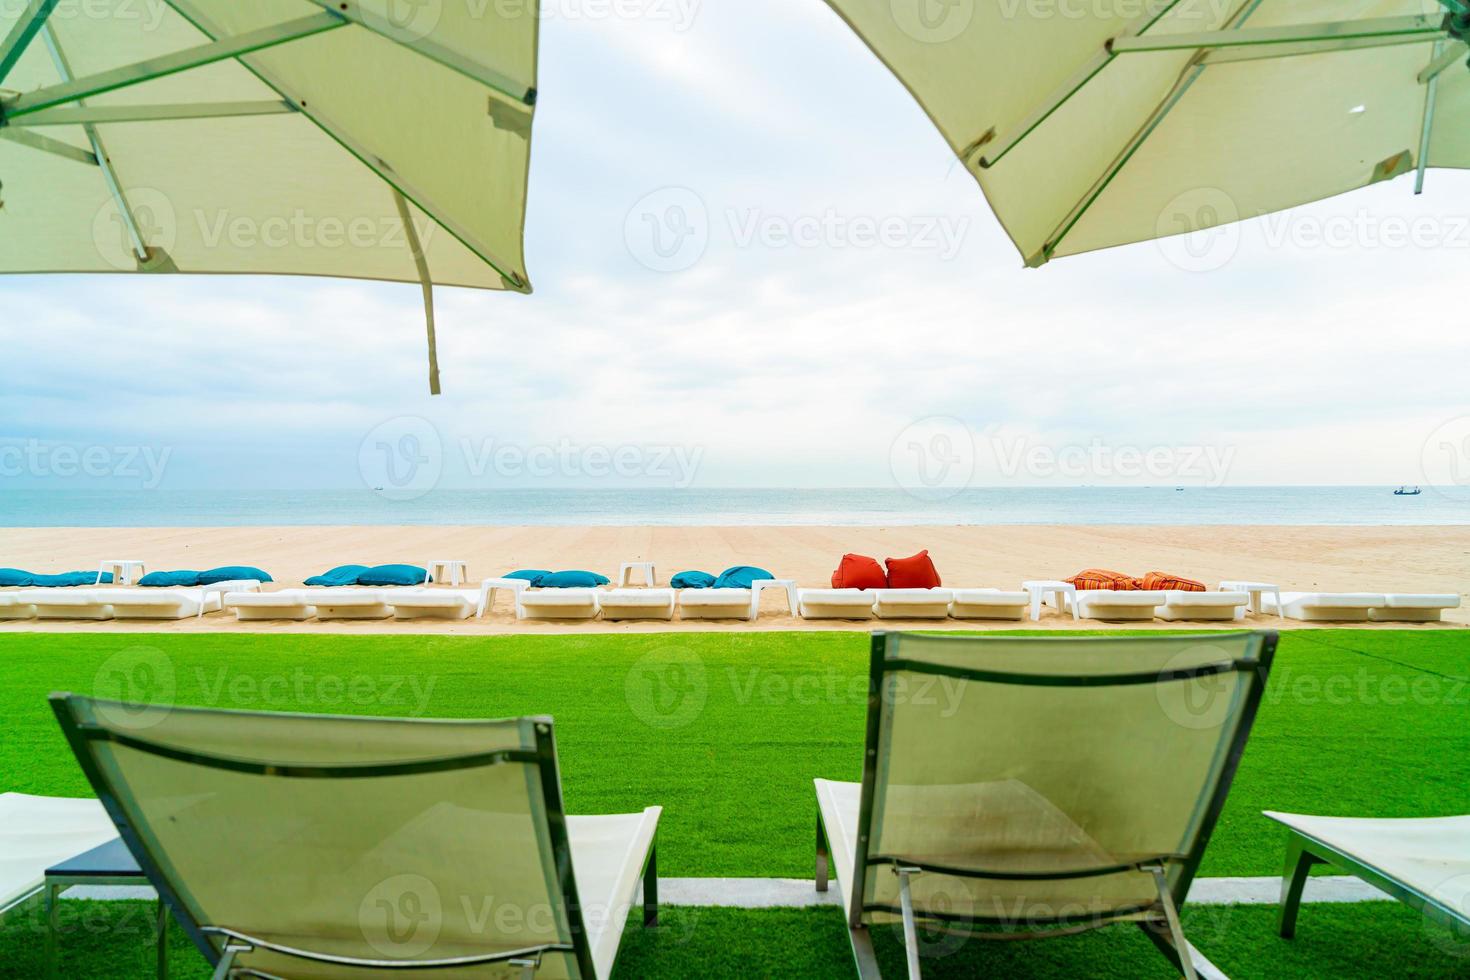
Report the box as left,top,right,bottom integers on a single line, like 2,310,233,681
2,523,1465,634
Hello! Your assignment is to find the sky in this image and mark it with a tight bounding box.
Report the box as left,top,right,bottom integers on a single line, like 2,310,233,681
2,0,1469,494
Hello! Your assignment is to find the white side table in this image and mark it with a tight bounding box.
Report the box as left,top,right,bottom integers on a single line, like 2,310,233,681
97,560,145,586
750,579,799,620
478,577,530,617
618,561,657,587
197,580,261,618
1021,580,1080,621
424,560,468,586
1218,581,1281,619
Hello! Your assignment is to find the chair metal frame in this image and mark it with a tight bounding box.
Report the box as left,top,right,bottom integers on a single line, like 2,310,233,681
50,696,658,979
816,630,1277,978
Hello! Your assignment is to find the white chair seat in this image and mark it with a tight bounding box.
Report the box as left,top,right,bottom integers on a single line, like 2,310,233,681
518,588,600,620
0,793,116,917
17,589,113,621
599,589,676,621
309,588,393,621
872,588,953,619
224,590,315,621
1266,810,1470,913
1271,592,1384,622
1157,591,1250,622
567,807,662,980
1370,594,1462,622
106,588,216,620
387,588,480,620
799,589,876,620
677,588,754,620
949,589,1030,620
1074,590,1167,621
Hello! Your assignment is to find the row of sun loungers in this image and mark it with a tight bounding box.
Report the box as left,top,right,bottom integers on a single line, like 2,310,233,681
0,582,1459,624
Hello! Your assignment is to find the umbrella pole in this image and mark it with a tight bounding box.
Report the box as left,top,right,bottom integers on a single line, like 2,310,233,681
393,189,442,396
1417,39,1445,195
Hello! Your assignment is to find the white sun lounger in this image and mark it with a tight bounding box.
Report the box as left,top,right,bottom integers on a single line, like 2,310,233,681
517,588,602,620
1267,592,1385,622
17,589,114,621
1073,589,1168,621
0,793,117,921
310,588,394,621
599,589,676,621
387,588,482,620
1369,594,1462,622
947,588,1031,621
224,590,315,621
1157,591,1251,622
799,588,876,620
51,697,662,980
872,588,953,619
104,588,220,620
1267,810,1470,939
677,588,756,621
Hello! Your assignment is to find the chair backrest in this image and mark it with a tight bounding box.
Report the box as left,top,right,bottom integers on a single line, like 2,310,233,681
50,695,598,978
850,630,1275,931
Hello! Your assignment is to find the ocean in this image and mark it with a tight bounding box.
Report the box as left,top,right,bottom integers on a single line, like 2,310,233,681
0,487,1466,527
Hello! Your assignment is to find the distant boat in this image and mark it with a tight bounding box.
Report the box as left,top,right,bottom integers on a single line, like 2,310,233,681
1394,486,1422,496
1175,487,1184,492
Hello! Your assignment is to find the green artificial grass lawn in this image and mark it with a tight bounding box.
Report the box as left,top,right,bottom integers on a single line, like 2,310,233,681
5,900,1470,979
3,629,1468,881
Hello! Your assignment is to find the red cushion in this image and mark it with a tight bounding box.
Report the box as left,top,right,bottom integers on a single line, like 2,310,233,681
1141,571,1206,592
831,554,887,590
1066,568,1141,591
885,550,941,589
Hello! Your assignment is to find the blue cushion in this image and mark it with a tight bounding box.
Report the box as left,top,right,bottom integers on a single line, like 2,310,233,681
671,570,716,589
357,564,428,586
30,571,111,587
198,566,273,585
0,568,33,587
139,570,202,588
713,566,774,589
503,569,551,586
304,564,369,587
538,570,610,589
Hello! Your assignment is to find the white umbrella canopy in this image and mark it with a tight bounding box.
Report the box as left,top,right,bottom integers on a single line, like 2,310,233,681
824,0,1470,266
0,0,539,392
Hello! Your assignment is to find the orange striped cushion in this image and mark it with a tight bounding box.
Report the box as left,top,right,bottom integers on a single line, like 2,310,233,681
1066,569,1141,591
1142,571,1206,592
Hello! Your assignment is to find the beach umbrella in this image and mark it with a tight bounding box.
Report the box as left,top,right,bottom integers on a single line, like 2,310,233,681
824,0,1470,265
0,0,539,393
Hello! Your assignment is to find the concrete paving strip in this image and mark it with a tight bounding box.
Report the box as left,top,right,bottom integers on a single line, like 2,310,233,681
656,875,1389,908
65,875,1389,907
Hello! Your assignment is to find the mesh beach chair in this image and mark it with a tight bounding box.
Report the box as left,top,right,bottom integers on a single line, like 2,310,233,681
814,631,1276,978
51,696,660,979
